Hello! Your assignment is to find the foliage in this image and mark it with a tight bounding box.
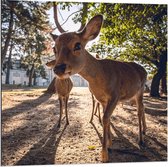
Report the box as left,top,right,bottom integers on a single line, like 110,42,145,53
80,3,167,74
2,0,52,82
21,30,47,80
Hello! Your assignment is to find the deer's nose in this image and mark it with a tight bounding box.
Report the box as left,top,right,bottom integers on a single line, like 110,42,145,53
53,64,66,75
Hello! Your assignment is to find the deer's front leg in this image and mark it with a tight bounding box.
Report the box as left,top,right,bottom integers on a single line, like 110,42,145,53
65,96,69,125
102,98,118,163
102,117,110,163
58,96,63,128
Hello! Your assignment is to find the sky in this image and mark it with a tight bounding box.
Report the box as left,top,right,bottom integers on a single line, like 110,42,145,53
46,3,101,50
46,4,83,34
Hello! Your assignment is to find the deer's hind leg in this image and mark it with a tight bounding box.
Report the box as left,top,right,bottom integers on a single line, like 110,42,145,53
96,103,102,123
135,91,146,145
90,94,95,123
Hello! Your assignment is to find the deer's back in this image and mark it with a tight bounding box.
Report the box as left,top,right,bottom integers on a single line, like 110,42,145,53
106,60,146,99
101,59,147,84
89,59,147,104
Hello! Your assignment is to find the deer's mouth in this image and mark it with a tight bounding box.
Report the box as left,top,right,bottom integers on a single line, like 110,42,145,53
53,63,72,79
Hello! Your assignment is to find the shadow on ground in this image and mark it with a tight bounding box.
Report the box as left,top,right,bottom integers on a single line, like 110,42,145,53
2,90,167,165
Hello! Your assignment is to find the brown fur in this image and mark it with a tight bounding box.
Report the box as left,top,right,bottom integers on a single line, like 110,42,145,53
51,15,147,162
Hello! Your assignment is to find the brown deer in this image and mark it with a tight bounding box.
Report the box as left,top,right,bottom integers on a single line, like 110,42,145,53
46,60,73,128
50,14,147,162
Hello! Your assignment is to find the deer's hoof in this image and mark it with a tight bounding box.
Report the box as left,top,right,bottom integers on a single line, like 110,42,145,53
102,150,109,163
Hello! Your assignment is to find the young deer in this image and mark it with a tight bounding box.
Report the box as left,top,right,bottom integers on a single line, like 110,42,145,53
46,60,73,128
50,15,147,162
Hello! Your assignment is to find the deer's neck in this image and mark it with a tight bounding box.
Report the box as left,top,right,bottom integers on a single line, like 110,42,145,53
79,51,101,83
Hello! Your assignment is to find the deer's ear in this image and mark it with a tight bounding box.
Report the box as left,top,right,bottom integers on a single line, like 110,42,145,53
80,15,103,42
50,33,58,41
46,60,56,69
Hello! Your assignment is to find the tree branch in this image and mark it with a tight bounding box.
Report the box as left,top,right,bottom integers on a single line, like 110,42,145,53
52,10,82,32
142,55,159,68
52,3,88,32
61,10,81,27
78,3,88,32
53,2,66,33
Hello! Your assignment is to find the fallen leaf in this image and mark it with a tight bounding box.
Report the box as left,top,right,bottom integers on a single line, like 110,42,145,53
88,145,96,150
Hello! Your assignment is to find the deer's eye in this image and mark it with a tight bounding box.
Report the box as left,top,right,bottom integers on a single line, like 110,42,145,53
74,42,81,51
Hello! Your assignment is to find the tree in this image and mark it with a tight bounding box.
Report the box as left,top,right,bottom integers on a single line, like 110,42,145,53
21,30,47,87
150,50,167,96
2,1,51,61
2,0,52,86
5,41,14,84
1,0,14,63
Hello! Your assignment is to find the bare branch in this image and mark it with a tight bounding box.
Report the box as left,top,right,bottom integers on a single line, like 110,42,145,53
78,23,85,32
53,2,66,33
52,3,88,33
61,10,81,27
51,10,81,32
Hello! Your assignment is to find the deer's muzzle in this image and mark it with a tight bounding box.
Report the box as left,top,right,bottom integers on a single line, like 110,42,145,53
54,64,67,76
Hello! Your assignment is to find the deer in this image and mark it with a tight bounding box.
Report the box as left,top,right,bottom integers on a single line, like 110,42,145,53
46,60,73,128
50,13,147,162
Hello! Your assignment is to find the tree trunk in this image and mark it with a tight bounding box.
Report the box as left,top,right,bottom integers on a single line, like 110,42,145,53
47,77,56,93
33,72,36,86
150,72,162,97
2,4,14,63
150,51,167,97
5,42,14,84
161,73,167,95
28,64,35,87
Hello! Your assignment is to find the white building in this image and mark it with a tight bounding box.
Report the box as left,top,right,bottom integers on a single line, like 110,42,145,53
2,69,29,85
2,59,88,87
71,74,88,87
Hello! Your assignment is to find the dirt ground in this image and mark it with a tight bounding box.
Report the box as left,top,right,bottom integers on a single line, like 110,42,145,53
1,87,167,165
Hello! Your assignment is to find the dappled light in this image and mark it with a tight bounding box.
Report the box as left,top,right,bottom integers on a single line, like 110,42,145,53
2,88,167,165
